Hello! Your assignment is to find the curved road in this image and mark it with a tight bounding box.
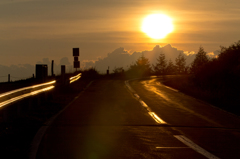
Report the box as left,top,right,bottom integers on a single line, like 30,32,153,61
34,78,240,159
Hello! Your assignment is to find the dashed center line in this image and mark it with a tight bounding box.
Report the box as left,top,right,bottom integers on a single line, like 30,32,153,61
148,112,167,124
125,79,220,159
125,80,167,125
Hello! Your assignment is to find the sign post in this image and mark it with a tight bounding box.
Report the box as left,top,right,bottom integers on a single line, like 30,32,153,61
73,48,80,72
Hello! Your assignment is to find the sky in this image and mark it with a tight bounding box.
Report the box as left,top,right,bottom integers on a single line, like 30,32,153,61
0,0,240,79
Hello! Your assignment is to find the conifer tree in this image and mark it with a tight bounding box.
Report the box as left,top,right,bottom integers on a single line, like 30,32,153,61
166,59,176,75
153,53,167,75
129,55,151,77
191,46,209,74
175,53,186,74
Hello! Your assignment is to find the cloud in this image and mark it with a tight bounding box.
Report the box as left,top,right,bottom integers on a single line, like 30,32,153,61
207,50,220,59
60,57,70,65
93,44,197,73
184,51,195,56
82,60,95,70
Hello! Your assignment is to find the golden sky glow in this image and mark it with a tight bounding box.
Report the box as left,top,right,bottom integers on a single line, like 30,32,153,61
0,0,240,67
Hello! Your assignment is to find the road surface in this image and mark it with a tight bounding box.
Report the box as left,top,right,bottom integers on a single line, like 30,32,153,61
33,78,240,159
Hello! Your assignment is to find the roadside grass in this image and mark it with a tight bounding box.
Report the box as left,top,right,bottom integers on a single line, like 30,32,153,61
161,75,240,116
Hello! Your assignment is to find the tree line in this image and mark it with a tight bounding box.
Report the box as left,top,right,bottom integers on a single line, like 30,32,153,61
115,45,209,77
113,40,240,94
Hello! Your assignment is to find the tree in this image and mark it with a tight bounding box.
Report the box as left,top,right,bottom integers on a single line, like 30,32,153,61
166,59,176,75
153,53,167,75
128,55,151,77
175,53,186,74
190,46,209,75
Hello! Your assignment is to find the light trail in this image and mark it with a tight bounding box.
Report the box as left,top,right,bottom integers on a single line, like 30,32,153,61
0,86,54,108
0,80,56,98
69,73,81,83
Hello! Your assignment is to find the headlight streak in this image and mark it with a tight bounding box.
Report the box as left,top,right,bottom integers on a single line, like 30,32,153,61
69,73,81,84
0,86,54,108
0,80,56,98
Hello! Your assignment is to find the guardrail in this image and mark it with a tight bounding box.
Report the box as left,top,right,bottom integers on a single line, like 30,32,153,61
0,73,82,122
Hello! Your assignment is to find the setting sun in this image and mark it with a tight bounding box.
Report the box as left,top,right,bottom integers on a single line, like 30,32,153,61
141,14,174,39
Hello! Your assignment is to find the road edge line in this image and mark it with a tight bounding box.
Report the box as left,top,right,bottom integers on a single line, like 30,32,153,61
174,135,220,159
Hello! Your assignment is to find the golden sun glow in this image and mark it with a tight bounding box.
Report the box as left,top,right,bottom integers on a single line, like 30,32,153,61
141,14,174,39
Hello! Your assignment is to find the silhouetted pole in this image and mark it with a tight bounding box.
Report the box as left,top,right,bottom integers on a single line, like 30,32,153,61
8,74,10,82
51,60,54,77
107,66,109,75
61,65,66,84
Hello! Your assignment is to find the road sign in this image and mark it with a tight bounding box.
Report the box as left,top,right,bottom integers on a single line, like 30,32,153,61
74,56,78,61
74,61,80,68
73,48,79,56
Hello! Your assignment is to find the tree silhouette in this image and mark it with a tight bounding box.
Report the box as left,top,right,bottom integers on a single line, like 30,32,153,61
191,46,209,75
128,55,151,77
153,53,167,75
166,59,176,75
175,53,186,74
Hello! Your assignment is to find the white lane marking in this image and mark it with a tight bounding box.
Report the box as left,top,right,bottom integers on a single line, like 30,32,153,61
125,81,135,93
148,112,167,124
133,93,140,99
139,100,148,108
164,86,179,92
174,135,220,159
125,80,167,125
156,147,190,149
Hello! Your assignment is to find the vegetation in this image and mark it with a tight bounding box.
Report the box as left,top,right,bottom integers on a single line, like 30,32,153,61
108,40,240,115
175,52,186,74
190,46,209,75
126,55,152,78
163,41,240,115
152,53,167,75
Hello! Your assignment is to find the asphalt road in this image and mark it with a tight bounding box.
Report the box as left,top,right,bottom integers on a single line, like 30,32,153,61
34,78,240,159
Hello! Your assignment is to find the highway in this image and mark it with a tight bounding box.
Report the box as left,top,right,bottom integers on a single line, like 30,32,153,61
33,78,240,159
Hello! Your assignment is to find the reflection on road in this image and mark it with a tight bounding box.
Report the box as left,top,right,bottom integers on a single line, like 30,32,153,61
141,79,170,101
141,78,221,127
